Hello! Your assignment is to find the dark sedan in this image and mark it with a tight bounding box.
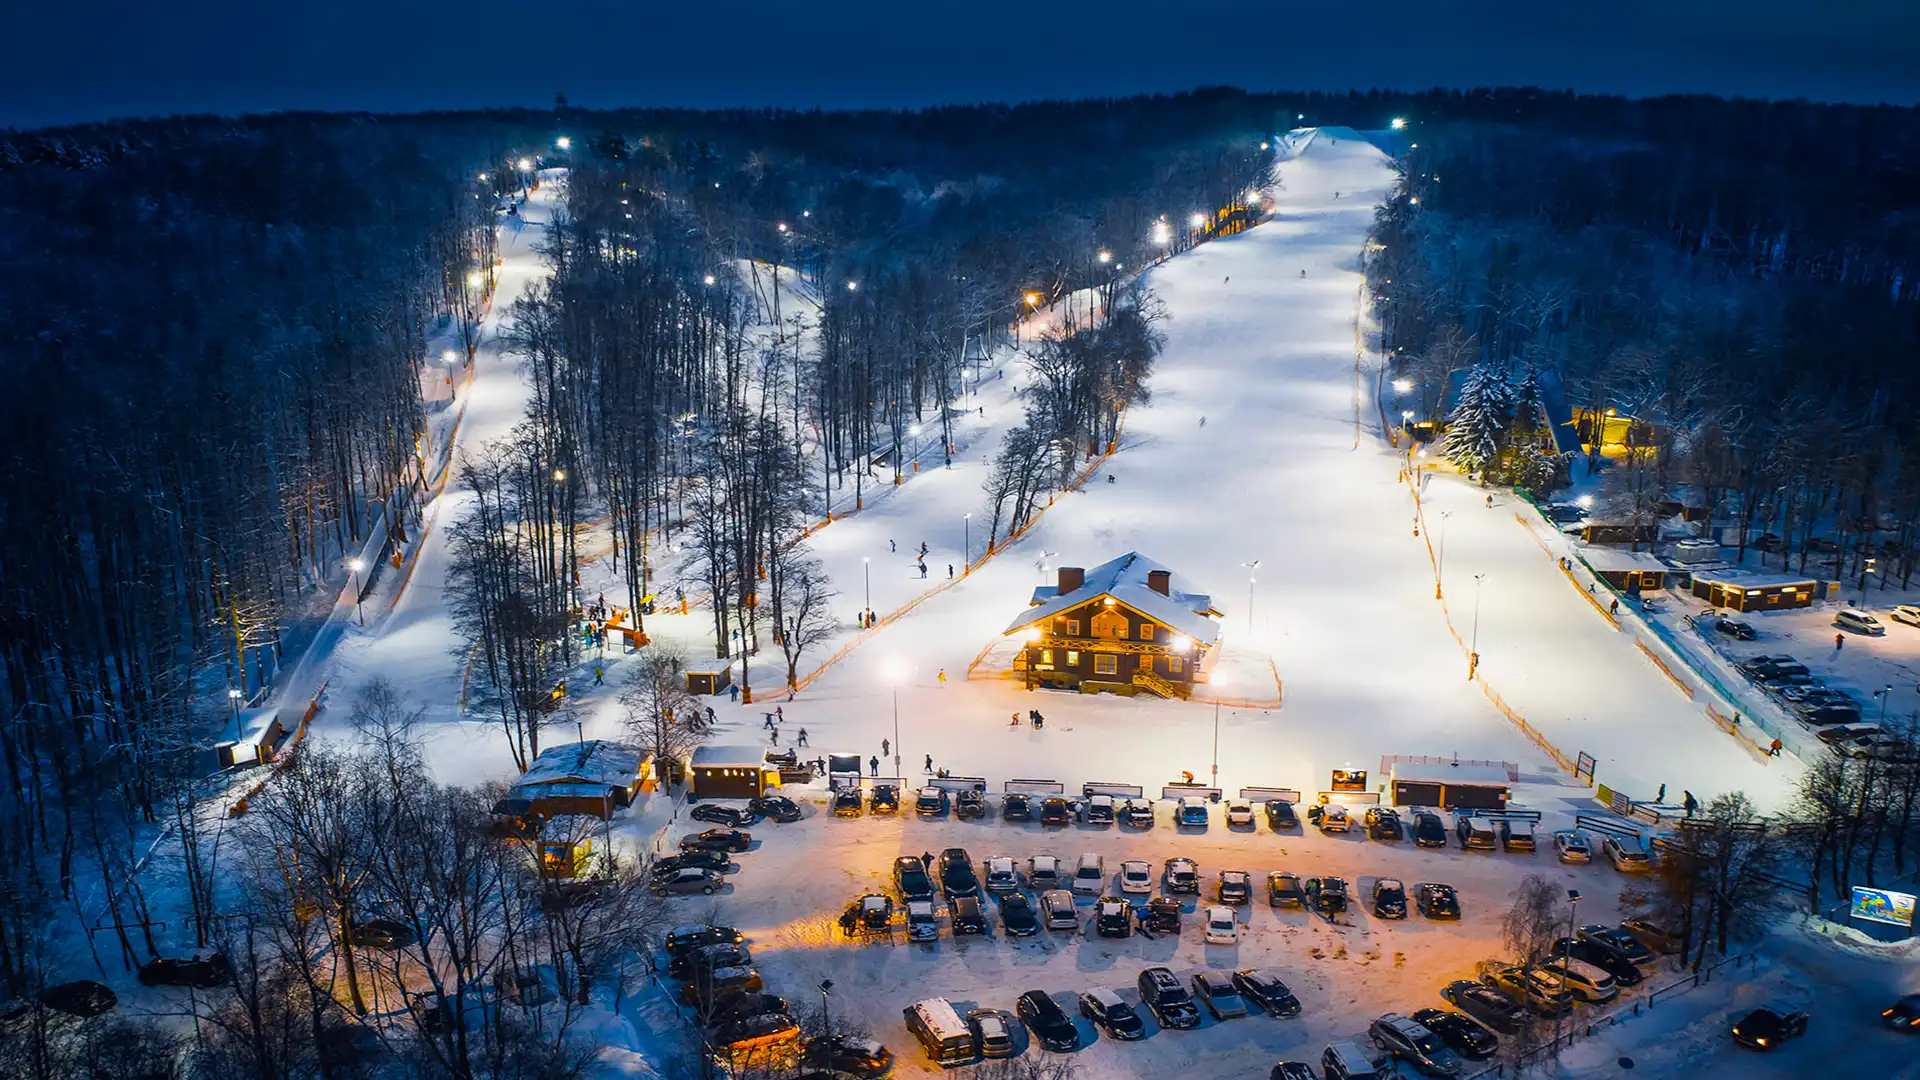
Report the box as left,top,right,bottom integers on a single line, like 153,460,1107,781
1039,797,1072,826
1002,793,1033,821
893,856,936,901
665,924,744,956
1440,979,1530,1034
956,788,987,820
938,848,979,898
655,850,731,875
1265,800,1299,829
747,796,801,822
1732,1004,1808,1050
1715,617,1758,640
138,953,232,989
1412,811,1449,848
1412,1008,1499,1060
1016,990,1078,1052
999,893,1041,937
1416,883,1461,920
804,1035,894,1079
870,785,900,813
1883,993,1920,1031
680,828,752,853
1231,969,1301,1017
1549,937,1644,986
691,803,760,828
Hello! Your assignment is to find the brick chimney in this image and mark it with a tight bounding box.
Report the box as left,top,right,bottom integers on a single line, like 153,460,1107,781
1146,569,1171,596
1056,566,1085,594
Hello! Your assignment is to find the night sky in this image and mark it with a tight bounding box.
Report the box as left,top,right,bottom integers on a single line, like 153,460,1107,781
6,0,1916,129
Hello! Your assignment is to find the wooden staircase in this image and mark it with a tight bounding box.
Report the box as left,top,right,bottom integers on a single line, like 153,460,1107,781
1131,670,1189,700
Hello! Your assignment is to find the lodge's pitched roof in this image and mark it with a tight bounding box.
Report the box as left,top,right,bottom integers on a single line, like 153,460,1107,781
1004,552,1219,645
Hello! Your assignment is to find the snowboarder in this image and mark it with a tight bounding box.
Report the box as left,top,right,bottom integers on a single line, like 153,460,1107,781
881,738,890,757
764,712,776,730
1609,599,1619,615
920,564,929,579
1769,737,1783,757
1682,790,1698,818
1199,415,1207,427
705,706,716,724
1300,269,1306,278
775,705,784,722
925,753,934,773
1655,783,1666,804
770,727,780,745
947,564,954,579
1107,474,1115,484
797,728,809,747
889,539,896,553
870,755,880,776
1034,712,1044,729
920,541,929,556
1010,712,1021,726
1485,494,1493,508
1181,770,1195,784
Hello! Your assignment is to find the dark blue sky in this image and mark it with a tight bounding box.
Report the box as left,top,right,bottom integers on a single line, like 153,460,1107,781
5,0,1916,129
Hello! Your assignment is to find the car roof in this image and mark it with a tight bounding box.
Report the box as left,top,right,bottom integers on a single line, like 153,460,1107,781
1087,987,1124,1005
1207,905,1234,919
1031,854,1058,866
1168,856,1196,867
1042,888,1073,903
1076,852,1102,865
1195,970,1235,987
1123,860,1151,872
1377,878,1404,888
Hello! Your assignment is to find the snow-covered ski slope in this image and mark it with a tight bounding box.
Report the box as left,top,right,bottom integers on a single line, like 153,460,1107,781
782,128,1793,809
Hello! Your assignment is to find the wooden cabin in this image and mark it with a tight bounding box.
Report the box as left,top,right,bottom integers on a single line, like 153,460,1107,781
1003,553,1220,699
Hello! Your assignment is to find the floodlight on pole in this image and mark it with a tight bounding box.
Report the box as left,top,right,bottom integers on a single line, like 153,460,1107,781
1152,220,1172,245
467,271,485,289
1190,213,1208,230
1469,573,1487,677
862,556,871,619
1097,250,1112,264
1211,670,1229,787
704,274,717,286
1436,510,1454,599
1024,292,1040,307
1242,560,1261,636
963,513,971,571
846,280,858,291
1391,117,1408,131
347,558,367,626
518,157,533,171
1393,378,1413,393
883,658,906,776
555,136,571,150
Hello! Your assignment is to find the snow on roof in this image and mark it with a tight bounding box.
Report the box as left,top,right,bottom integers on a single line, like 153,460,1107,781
1004,552,1220,645
517,740,643,789
1579,548,1671,573
230,707,283,749
1689,569,1821,588
1389,761,1513,787
690,745,769,768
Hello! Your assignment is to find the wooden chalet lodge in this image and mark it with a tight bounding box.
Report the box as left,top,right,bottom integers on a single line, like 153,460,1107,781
1005,552,1220,699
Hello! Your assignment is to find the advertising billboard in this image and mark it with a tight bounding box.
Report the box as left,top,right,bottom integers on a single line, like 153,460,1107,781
1849,887,1917,928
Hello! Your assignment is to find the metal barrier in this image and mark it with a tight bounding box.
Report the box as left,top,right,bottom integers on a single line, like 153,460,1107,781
1575,812,1645,840
1003,778,1065,796
926,776,987,793
1082,782,1145,798
1161,783,1223,801
1239,786,1302,803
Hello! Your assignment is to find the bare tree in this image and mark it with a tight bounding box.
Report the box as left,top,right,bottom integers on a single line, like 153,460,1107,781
770,548,838,692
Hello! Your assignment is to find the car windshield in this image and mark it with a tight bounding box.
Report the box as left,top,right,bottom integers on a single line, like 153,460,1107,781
1413,1031,1445,1054
1379,885,1405,900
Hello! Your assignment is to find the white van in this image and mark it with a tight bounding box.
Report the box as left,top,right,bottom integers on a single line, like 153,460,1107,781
1540,956,1618,1003
1835,609,1886,636
1040,889,1079,931
903,997,975,1064
1322,1040,1381,1080
1071,853,1105,895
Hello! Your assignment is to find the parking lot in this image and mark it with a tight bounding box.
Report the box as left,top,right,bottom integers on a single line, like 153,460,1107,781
657,792,1653,1077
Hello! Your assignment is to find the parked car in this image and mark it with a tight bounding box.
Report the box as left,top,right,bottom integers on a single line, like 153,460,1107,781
669,941,751,979
1366,807,1404,841
1455,816,1496,850
653,850,731,875
1268,870,1307,907
904,900,938,942
1372,878,1408,919
1835,609,1886,636
1548,937,1644,987
692,804,760,828
1079,988,1146,1040
1439,980,1529,1033
839,894,894,937
894,855,936,900
1095,896,1133,938
1233,969,1302,1017
651,867,724,895
1120,797,1157,827
915,787,950,817
951,896,989,936
1164,856,1200,893
1218,869,1253,905
748,795,802,822
1305,876,1349,914
1415,883,1460,919
715,992,790,1025
1120,859,1154,894
1536,956,1618,1003
1881,992,1920,1030
1040,889,1078,932
1621,917,1686,956
1264,799,1300,830
1082,794,1116,824
1071,853,1105,895
1027,854,1063,891
665,924,744,956
1137,967,1201,1029
1369,1012,1465,1077
1193,970,1249,1019
681,828,752,852
1731,1003,1809,1050
1600,834,1651,872
1411,1008,1498,1061
1890,605,1920,628
138,953,232,989
1146,896,1183,933
1205,905,1240,944
955,789,987,820
1002,793,1033,821
1715,617,1757,640
1577,924,1658,970
831,789,864,816
39,980,116,1018
1553,830,1591,864
1499,819,1537,853
1040,797,1072,826
1412,811,1448,848
1803,705,1866,727
939,848,979,898
1177,797,1211,827
983,855,1020,895
1000,892,1041,936
1227,799,1256,827
1316,804,1352,833
969,1008,1016,1058
1478,962,1573,1016
1017,989,1079,1051
804,1035,894,1078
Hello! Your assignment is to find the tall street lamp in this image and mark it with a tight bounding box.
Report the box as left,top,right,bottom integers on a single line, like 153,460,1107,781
1211,671,1229,788
227,687,244,739
1469,573,1487,678
862,556,871,624
1875,685,1894,724
1436,510,1454,599
1241,560,1261,637
348,558,367,626
1555,888,1582,1057
884,659,905,777
819,978,834,1039
1039,550,1057,584
963,514,971,573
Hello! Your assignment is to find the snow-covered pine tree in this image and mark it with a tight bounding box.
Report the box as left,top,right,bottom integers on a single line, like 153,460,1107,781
1441,364,1514,481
